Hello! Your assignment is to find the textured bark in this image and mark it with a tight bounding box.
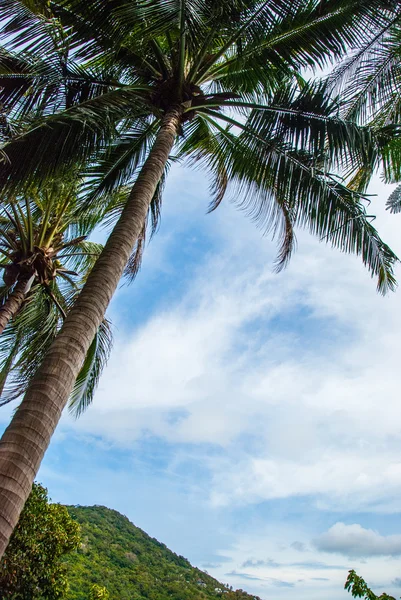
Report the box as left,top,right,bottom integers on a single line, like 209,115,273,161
0,107,182,557
0,275,32,336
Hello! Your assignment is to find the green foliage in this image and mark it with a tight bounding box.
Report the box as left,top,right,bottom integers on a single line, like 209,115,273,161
63,505,259,600
90,584,110,600
0,482,80,599
345,570,397,600
330,6,401,128
0,180,114,416
0,0,399,292
328,5,401,205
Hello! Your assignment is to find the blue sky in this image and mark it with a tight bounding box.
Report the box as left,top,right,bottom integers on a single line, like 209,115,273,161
2,164,401,600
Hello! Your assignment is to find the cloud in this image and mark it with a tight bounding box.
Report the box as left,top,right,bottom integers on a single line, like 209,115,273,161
240,558,345,571
269,579,295,588
35,167,401,600
201,557,232,569
227,571,265,581
392,578,401,588
241,559,280,568
71,227,401,514
291,542,307,553
209,452,401,513
291,562,347,571
68,187,401,515
314,523,401,557
227,571,295,588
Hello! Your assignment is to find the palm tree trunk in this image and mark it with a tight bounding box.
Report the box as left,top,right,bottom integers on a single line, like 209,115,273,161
0,106,182,557
0,275,34,336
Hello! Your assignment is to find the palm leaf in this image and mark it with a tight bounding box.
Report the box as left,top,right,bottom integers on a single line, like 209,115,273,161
0,87,150,189
68,318,113,418
386,183,401,213
178,103,398,291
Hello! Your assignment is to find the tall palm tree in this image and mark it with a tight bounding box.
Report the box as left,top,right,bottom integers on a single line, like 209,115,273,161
0,180,113,416
0,0,400,556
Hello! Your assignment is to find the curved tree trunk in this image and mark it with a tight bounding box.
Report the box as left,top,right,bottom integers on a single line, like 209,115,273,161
0,275,34,336
0,106,182,557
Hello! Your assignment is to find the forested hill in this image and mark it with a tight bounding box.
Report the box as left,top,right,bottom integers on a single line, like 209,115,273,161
64,505,259,600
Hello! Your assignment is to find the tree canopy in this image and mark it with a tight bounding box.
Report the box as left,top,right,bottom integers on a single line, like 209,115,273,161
1,0,400,290
0,179,114,417
345,570,397,600
0,482,80,599
63,504,261,600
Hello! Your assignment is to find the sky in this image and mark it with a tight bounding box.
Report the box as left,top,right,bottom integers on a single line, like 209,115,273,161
2,164,401,600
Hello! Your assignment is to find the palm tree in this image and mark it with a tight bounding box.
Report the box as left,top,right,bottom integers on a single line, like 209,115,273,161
0,180,113,415
0,0,399,556
0,184,94,335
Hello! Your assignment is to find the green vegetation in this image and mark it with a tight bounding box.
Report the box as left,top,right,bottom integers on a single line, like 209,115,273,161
0,485,259,600
0,482,259,600
345,570,396,600
329,9,401,212
1,485,397,600
0,180,113,415
89,584,110,600
0,483,80,599
63,505,257,600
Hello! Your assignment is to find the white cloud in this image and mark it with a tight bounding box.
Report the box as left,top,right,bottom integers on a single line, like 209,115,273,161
315,523,401,557
65,172,401,516
43,168,401,600
209,454,401,512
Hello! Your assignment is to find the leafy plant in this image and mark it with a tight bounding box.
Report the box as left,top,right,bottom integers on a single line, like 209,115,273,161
90,585,110,600
345,569,397,600
0,482,80,599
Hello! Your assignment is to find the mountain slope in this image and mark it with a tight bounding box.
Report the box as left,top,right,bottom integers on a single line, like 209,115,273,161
64,505,258,600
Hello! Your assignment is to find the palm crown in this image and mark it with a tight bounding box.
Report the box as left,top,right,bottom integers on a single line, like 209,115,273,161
1,0,400,291
0,181,99,306
0,180,112,416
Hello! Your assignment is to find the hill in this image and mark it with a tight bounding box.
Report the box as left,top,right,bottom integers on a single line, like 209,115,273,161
64,505,259,600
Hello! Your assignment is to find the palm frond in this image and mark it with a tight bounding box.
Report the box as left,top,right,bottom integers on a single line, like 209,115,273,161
328,4,401,127
68,318,113,418
179,105,398,292
386,183,401,213
196,0,399,88
58,241,103,277
0,0,60,56
0,87,150,189
123,159,170,280
81,117,159,207
0,284,60,404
